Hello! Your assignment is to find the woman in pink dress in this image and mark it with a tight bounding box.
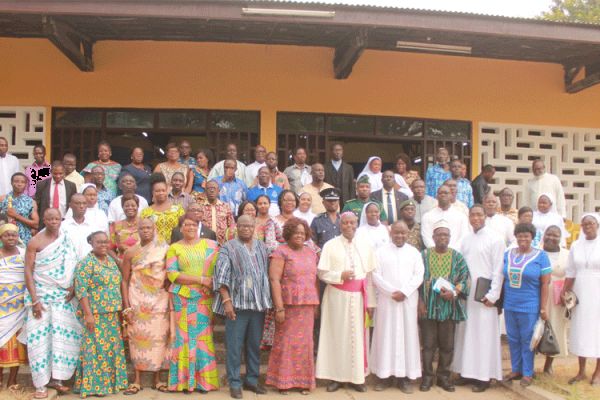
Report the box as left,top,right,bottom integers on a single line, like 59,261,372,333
266,217,319,394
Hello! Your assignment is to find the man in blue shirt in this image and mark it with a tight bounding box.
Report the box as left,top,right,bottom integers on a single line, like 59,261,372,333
425,147,451,197
450,159,474,208
215,159,247,216
247,166,282,217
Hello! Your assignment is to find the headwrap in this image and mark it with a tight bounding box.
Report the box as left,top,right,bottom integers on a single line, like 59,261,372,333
341,211,357,220
0,223,18,236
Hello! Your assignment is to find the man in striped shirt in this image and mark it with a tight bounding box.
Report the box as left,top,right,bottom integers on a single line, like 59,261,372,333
213,215,272,399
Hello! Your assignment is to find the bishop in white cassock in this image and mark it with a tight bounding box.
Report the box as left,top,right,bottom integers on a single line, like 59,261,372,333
370,221,423,394
316,212,377,393
453,205,505,392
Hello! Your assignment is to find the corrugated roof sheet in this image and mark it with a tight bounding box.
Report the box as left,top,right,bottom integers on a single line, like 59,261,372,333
231,0,600,27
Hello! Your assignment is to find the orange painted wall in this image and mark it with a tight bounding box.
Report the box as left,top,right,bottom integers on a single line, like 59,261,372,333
2,38,600,170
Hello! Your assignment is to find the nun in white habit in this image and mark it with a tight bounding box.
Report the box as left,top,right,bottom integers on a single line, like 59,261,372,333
532,192,568,247
356,201,389,252
357,156,383,193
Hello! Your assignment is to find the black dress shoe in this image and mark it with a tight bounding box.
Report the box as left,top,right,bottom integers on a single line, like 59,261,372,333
242,383,267,395
326,381,342,392
374,378,389,392
397,378,413,394
349,383,367,393
230,387,243,399
437,378,455,392
454,376,474,386
419,376,433,392
472,381,490,393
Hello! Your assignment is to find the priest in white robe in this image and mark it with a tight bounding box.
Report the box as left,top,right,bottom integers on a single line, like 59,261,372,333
370,221,423,394
525,159,566,218
316,211,377,393
453,205,505,392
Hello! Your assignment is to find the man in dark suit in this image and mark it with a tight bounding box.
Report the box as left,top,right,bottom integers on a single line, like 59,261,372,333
371,170,409,225
35,160,76,229
170,202,217,243
324,143,354,205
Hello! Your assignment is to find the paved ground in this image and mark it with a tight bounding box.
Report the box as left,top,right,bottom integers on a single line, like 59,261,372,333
50,385,522,400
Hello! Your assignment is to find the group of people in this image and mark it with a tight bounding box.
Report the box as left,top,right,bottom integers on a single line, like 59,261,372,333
0,136,599,399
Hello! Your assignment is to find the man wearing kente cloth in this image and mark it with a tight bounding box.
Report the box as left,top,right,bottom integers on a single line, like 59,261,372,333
22,208,83,399
316,212,377,393
419,219,470,393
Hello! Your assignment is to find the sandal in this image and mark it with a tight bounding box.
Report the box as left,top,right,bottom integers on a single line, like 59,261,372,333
8,384,23,394
123,383,142,396
47,382,70,395
153,382,169,393
33,389,48,399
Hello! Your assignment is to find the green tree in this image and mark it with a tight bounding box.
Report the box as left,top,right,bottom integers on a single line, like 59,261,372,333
541,0,600,23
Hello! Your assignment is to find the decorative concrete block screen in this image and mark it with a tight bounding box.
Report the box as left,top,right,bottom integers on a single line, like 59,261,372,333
479,122,600,222
0,107,46,170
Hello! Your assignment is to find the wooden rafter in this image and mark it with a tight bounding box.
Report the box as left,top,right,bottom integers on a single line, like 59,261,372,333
565,63,600,94
42,16,94,71
333,28,367,79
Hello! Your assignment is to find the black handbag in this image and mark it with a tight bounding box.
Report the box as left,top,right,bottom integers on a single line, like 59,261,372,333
537,321,560,356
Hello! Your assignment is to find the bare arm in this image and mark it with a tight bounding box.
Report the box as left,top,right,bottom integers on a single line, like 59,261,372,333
120,250,133,311
540,273,551,320
185,169,194,193
269,257,285,323
24,238,45,317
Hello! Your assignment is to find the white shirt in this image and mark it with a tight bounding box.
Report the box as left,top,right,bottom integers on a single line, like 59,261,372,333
485,214,516,247
526,173,566,218
245,161,266,184
208,160,250,186
107,194,149,223
49,179,68,217
62,216,96,260
331,159,342,171
421,206,470,250
0,153,20,196
65,205,109,234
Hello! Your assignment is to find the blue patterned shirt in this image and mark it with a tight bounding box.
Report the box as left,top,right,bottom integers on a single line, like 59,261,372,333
214,176,247,216
0,192,34,244
179,157,197,168
425,164,451,197
97,186,114,215
456,178,474,208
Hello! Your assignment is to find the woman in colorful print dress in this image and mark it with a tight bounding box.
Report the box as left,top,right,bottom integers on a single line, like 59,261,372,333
154,143,188,191
82,140,122,198
121,218,170,394
166,215,219,393
109,193,141,262
0,172,39,245
255,194,279,245
73,231,128,398
140,175,184,244
0,224,27,393
186,148,213,202
266,217,319,394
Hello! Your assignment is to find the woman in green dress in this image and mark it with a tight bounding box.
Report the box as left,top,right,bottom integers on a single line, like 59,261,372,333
73,231,128,398
140,174,184,244
166,214,219,393
82,140,122,198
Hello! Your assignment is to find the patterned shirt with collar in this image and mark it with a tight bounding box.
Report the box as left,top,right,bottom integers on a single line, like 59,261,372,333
25,162,51,197
97,186,114,215
455,177,474,208
497,207,519,225
425,163,451,198
214,176,247,216
199,199,235,244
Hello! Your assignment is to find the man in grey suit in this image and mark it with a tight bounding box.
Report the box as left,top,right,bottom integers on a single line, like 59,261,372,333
370,170,409,225
324,143,354,205
170,202,217,243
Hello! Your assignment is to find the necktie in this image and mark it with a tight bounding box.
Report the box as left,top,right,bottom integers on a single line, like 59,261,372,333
52,181,60,210
386,191,394,224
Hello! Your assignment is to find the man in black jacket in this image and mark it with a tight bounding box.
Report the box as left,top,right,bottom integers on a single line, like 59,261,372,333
170,202,217,243
324,143,354,205
371,170,409,225
35,161,76,229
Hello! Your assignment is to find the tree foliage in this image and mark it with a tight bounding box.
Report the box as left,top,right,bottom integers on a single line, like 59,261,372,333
540,0,600,23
